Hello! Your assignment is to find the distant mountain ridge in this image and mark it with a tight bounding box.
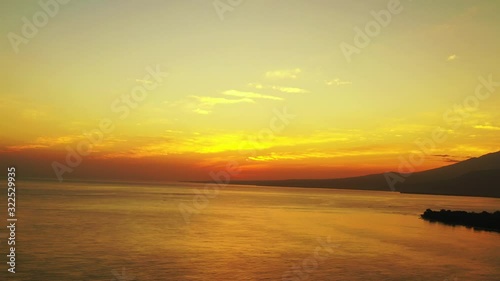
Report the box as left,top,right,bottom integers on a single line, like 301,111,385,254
224,151,500,198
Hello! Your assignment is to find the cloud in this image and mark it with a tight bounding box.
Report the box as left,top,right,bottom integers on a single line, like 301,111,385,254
8,135,81,151
5,144,49,151
432,154,450,158
247,148,400,162
447,54,457,61
474,124,500,130
431,154,472,163
248,83,265,89
271,86,308,93
101,132,260,157
222,90,283,101
265,68,301,79
165,90,281,115
247,83,308,94
193,108,211,115
6,133,119,151
248,152,334,161
325,78,352,86
189,95,255,114
192,95,255,105
96,129,363,158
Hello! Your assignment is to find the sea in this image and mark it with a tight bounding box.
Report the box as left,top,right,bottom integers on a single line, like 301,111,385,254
1,180,499,280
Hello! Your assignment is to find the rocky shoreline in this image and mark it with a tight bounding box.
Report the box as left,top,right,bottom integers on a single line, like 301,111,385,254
421,209,500,233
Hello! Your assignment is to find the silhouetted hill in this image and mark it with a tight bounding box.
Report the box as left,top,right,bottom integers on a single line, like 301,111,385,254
229,173,390,191
401,169,500,197
403,151,500,184
222,151,500,198
231,174,389,190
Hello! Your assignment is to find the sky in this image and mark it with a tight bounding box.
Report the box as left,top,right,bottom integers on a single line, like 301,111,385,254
1,0,499,182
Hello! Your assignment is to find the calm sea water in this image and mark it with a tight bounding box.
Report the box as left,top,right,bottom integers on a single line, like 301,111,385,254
1,180,499,280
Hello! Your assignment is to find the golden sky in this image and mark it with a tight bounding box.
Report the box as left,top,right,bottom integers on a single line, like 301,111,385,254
1,1,499,181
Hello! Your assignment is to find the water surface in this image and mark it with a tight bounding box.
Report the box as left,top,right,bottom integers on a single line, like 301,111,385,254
2,180,499,280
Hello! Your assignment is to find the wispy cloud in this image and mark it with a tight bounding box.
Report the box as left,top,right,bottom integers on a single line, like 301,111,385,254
432,154,450,158
248,83,265,89
247,149,400,162
474,124,500,131
247,83,308,94
222,90,283,101
265,68,301,79
7,135,80,151
4,134,117,152
271,86,308,93
431,154,471,163
447,54,457,61
192,95,255,105
164,90,281,115
5,144,49,151
193,108,211,115
189,95,254,114
325,78,352,86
